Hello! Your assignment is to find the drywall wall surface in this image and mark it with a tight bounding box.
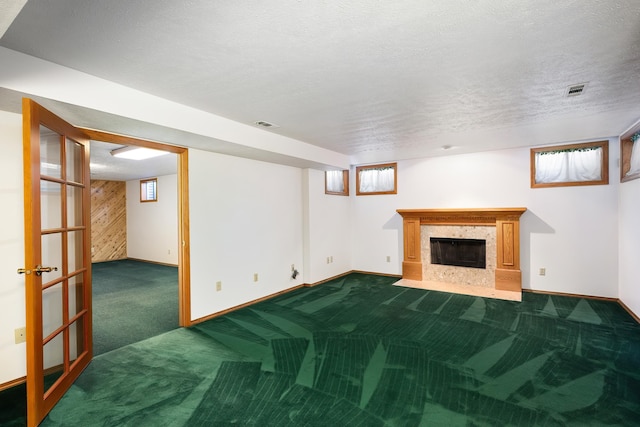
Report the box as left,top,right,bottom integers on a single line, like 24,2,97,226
189,149,304,320
618,167,640,318
302,169,352,284
0,110,26,384
351,142,620,298
126,174,179,265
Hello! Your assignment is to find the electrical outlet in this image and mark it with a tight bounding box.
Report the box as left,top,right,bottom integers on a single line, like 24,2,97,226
254,273,259,282
216,281,222,291
539,268,546,276
15,327,26,344
291,264,295,271
168,249,171,255
386,256,391,262
326,257,330,264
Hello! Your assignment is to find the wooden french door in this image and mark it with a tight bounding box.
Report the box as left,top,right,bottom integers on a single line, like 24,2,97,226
21,99,92,426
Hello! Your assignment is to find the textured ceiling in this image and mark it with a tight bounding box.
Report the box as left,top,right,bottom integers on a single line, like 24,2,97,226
1,1,640,164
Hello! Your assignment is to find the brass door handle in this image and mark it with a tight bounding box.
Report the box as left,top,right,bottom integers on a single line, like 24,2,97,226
34,265,58,276
18,265,58,276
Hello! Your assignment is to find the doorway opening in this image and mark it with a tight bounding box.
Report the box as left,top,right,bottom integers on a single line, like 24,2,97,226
89,140,181,354
81,128,191,330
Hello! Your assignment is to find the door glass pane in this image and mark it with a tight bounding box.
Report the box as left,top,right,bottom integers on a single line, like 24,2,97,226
69,318,86,365
67,230,84,274
41,181,62,230
42,282,63,338
67,185,83,227
43,332,64,397
41,233,63,282
66,138,83,184
40,126,62,179
68,273,85,316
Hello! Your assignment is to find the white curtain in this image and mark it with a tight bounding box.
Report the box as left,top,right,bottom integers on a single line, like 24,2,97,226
359,167,395,192
326,170,344,193
535,147,602,184
627,139,640,176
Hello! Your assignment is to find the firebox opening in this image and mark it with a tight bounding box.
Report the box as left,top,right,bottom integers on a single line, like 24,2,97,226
430,237,486,269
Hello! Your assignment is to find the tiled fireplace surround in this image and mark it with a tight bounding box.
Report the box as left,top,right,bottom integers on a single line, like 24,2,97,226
397,208,527,294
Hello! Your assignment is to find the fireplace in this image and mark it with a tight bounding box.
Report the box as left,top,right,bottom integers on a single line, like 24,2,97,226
396,208,526,292
430,237,486,269
423,225,495,288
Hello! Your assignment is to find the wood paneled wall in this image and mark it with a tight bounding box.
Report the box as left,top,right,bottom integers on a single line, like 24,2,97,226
91,180,127,262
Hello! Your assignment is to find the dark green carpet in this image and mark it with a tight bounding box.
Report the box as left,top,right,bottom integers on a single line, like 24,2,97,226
92,259,179,355
0,383,25,427
0,259,178,427
32,273,639,426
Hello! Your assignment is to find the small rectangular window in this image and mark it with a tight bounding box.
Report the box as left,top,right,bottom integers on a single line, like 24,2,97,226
325,170,349,195
140,178,157,202
531,141,608,188
356,162,397,195
621,130,640,183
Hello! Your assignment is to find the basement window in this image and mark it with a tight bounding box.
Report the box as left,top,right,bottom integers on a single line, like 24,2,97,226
140,178,157,202
531,141,608,188
325,170,349,195
621,130,640,183
356,163,397,195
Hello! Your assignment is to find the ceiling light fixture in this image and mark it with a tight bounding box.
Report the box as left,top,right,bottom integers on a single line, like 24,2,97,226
110,146,170,160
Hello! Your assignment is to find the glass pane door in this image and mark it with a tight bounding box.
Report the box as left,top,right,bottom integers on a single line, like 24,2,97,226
23,99,92,427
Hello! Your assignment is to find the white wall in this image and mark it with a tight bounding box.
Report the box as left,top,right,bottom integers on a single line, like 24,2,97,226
189,149,304,320
619,164,640,317
351,142,620,298
0,111,26,384
126,173,179,265
302,169,352,284
0,104,634,386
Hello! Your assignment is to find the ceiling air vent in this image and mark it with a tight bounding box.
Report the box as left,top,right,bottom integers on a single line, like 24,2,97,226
254,120,280,128
566,83,588,97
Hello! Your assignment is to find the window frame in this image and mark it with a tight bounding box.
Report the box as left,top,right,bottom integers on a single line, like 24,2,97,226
325,170,349,196
355,162,397,195
620,126,640,183
140,177,158,202
530,140,609,188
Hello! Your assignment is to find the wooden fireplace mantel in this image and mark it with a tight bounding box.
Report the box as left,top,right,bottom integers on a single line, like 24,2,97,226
396,208,527,291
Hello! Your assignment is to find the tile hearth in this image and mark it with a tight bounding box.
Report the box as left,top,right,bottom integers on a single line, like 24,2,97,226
394,278,522,302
